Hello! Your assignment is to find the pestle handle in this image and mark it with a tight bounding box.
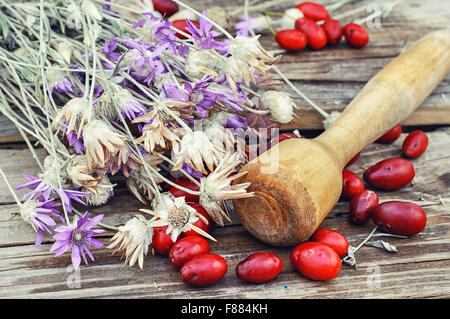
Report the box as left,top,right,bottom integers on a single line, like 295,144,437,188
315,29,450,169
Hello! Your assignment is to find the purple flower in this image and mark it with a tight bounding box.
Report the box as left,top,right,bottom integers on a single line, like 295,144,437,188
185,14,230,54
16,174,89,213
66,129,86,154
47,70,75,95
133,12,177,48
50,212,105,269
21,198,62,246
235,16,257,37
123,40,167,84
101,38,121,69
226,114,247,129
164,76,218,118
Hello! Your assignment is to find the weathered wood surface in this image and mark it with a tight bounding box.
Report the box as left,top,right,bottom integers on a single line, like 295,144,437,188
0,0,449,299
0,0,450,143
0,127,448,298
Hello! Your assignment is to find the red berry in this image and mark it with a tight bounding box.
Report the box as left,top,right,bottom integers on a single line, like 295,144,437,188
310,229,349,258
180,254,228,287
169,235,210,269
322,19,343,45
371,201,427,236
290,242,341,281
344,23,369,48
345,152,360,167
275,29,308,51
152,225,179,255
349,190,379,225
152,0,179,17
295,17,327,50
363,158,415,191
236,252,283,284
172,19,200,39
296,2,329,21
376,124,403,143
183,203,214,237
341,169,365,200
402,130,429,158
169,178,200,203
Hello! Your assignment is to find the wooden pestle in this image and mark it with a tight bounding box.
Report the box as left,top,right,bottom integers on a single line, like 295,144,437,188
233,30,450,247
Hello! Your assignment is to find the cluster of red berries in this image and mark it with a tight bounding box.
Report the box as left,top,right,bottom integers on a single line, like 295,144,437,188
275,2,369,51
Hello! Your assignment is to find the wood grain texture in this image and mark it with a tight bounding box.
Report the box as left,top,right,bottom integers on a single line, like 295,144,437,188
0,0,449,299
0,128,448,298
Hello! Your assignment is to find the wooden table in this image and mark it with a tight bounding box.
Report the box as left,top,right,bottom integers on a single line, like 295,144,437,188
0,0,449,298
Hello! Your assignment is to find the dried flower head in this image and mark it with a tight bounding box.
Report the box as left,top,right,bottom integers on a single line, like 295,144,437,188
50,212,105,269
141,196,215,242
82,174,115,207
66,155,101,192
83,119,128,170
53,97,90,134
96,85,145,121
262,90,296,124
184,49,219,79
20,198,62,246
126,156,164,204
200,152,253,225
172,130,225,174
108,214,154,269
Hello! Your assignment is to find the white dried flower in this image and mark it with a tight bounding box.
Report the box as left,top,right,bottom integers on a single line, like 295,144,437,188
126,156,164,205
185,50,219,79
202,119,237,154
53,97,90,134
83,120,128,170
81,0,103,22
67,3,83,30
262,90,296,124
322,111,342,130
199,152,253,225
96,84,144,120
82,174,115,206
172,130,225,174
108,214,154,269
278,8,304,30
151,192,176,211
66,155,101,191
141,197,215,242
41,155,69,187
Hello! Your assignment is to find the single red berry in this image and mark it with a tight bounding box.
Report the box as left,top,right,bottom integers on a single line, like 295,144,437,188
344,23,369,48
275,29,308,51
349,190,379,225
236,252,283,284
371,201,427,236
295,17,327,50
363,158,415,191
310,229,349,258
402,130,429,158
152,0,179,17
322,19,343,45
169,235,210,269
290,242,342,281
180,254,228,287
296,2,329,21
341,169,365,200
376,124,403,143
172,19,200,39
183,203,214,237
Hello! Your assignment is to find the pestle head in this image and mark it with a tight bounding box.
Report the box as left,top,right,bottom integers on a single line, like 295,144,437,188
233,138,343,246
